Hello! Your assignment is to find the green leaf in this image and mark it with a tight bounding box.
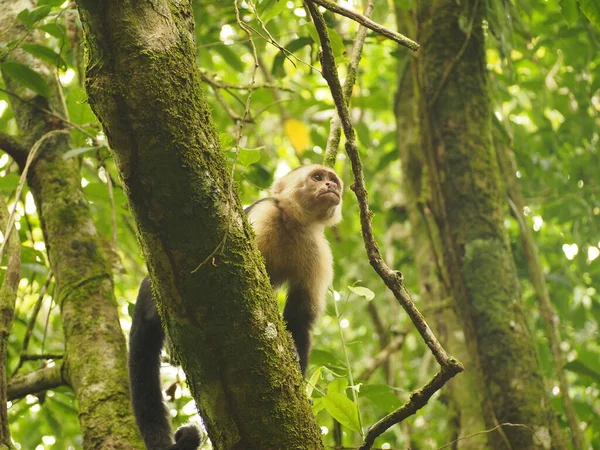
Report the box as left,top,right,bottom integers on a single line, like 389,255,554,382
564,360,600,384
219,133,235,150
40,23,67,39
311,396,325,414
62,146,105,160
0,174,20,192
213,45,244,72
21,43,66,69
236,147,263,166
580,0,600,29
17,5,52,29
322,392,361,432
348,285,375,301
258,0,288,24
0,61,51,97
559,0,579,26
306,366,322,398
38,0,67,6
327,378,349,395
361,384,404,410
272,37,313,77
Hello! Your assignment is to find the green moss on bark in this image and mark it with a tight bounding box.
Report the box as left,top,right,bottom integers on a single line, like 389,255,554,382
416,1,566,448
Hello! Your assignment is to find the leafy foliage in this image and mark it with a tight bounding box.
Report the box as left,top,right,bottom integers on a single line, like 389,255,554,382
0,0,598,449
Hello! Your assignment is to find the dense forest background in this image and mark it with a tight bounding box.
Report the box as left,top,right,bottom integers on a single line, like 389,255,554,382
1,0,599,449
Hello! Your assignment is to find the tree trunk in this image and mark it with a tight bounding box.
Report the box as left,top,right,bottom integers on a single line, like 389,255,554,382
0,2,143,448
75,1,323,448
415,1,566,448
394,6,488,447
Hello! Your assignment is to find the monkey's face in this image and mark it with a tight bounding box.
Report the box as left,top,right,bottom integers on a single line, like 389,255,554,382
295,166,343,225
272,164,343,226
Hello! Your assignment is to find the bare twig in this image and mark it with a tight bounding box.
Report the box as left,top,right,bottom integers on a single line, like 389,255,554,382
304,2,462,447
437,422,546,450
358,334,406,381
324,0,374,166
20,353,64,361
200,70,293,92
310,0,419,50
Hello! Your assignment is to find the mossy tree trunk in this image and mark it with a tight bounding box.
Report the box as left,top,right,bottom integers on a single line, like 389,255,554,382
414,1,566,448
394,6,489,448
75,1,323,449
0,1,143,449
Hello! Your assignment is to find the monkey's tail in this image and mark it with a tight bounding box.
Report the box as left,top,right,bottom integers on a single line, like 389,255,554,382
129,278,201,450
167,425,202,450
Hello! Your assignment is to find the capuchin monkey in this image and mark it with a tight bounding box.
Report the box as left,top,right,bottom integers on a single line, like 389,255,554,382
129,164,343,450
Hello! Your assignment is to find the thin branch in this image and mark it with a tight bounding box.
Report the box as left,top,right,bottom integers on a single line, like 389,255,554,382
358,334,406,381
20,353,64,361
199,70,293,92
437,422,546,450
7,364,66,401
324,0,374,166
310,0,419,50
359,367,458,450
304,3,462,447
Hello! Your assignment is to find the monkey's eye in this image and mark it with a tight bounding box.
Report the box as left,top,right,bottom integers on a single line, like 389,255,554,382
312,173,323,181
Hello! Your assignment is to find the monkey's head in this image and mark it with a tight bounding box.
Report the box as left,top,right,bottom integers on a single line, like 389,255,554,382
272,164,343,226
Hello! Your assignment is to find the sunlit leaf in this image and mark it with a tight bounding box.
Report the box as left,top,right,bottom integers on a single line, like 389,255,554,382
348,286,375,301
237,147,263,166
284,119,310,153
306,366,322,398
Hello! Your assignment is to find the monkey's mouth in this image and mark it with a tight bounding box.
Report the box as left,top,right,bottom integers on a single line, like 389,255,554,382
319,191,340,201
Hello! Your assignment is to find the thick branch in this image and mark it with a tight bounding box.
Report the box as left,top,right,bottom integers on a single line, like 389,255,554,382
0,132,27,167
310,0,419,50
7,365,66,401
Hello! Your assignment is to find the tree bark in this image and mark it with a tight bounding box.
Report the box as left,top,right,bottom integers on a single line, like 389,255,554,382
75,0,323,448
0,2,142,448
394,7,488,448
415,1,566,448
